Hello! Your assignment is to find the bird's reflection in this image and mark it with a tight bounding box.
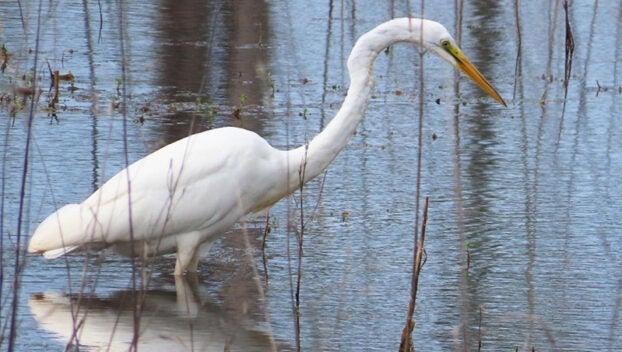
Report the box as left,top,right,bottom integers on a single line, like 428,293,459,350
29,275,282,351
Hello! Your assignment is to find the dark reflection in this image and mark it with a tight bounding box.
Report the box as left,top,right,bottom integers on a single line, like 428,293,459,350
29,274,284,351
151,0,271,145
463,0,503,185
454,1,505,350
459,0,504,225
156,1,214,97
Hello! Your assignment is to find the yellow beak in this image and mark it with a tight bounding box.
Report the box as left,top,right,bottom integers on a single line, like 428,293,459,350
444,41,507,107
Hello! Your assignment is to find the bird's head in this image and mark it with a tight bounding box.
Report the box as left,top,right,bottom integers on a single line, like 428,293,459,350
419,20,506,107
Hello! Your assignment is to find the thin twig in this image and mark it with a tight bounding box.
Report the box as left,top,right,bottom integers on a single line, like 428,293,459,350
295,151,308,350
561,0,574,116
261,211,271,284
399,197,429,352
113,1,142,350
399,6,428,349
8,1,44,350
513,0,522,101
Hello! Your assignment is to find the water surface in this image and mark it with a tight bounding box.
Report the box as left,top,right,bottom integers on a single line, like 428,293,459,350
1,1,621,351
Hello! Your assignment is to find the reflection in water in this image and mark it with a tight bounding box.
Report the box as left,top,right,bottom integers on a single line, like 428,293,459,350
151,0,271,145
29,276,282,351
448,1,506,347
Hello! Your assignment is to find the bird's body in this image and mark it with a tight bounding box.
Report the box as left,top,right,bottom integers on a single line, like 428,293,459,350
30,127,309,273
29,18,505,275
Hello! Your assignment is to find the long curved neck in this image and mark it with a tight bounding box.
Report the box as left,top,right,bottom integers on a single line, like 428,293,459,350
285,19,424,189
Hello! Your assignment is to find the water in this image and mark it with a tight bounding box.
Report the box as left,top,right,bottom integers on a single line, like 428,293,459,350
1,1,621,351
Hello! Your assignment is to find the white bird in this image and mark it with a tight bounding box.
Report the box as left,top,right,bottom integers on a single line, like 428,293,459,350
28,18,506,275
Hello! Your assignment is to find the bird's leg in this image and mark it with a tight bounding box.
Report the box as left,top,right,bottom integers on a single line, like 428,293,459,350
174,275,199,317
174,232,202,275
185,252,201,273
181,240,216,274
174,250,198,275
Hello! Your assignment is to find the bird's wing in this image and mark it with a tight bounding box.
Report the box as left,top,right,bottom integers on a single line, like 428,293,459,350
78,127,274,243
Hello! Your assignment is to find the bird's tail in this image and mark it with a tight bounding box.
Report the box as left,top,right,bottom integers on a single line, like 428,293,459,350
41,245,80,259
28,203,89,258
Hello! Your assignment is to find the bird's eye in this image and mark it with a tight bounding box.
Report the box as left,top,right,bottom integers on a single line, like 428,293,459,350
441,39,451,48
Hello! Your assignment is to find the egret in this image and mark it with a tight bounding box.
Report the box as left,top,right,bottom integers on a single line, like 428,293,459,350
28,18,506,275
